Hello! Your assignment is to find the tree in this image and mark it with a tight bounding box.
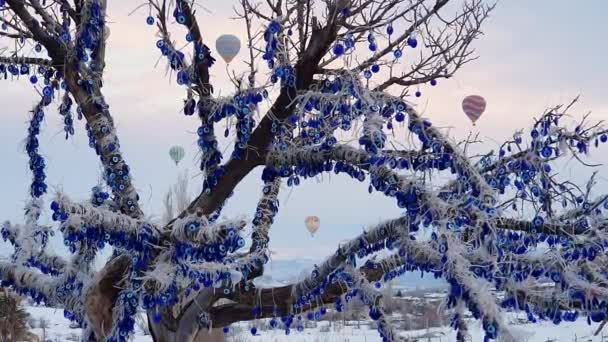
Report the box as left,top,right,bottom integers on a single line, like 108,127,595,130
39,318,49,342
0,0,606,342
0,289,32,341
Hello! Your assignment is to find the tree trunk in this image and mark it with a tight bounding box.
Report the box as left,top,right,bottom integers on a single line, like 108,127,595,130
148,320,225,342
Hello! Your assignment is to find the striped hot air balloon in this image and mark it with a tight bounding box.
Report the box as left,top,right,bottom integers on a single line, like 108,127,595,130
462,95,487,125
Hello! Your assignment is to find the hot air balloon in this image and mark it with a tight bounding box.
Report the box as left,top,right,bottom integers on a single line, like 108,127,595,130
304,216,320,236
462,95,486,125
169,145,185,165
215,34,241,64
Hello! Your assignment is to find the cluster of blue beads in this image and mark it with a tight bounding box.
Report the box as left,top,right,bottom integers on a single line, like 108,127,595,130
27,101,50,198
0,63,56,85
73,0,105,67
59,93,75,139
0,279,47,305
156,39,186,72
90,185,110,207
231,92,263,159
107,290,139,342
262,20,296,86
174,226,246,263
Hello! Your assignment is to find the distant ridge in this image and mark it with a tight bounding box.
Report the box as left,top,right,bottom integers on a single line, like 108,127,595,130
256,258,447,290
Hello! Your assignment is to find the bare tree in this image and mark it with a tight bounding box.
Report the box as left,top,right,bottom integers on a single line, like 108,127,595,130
1,1,607,342
0,289,32,341
39,317,49,342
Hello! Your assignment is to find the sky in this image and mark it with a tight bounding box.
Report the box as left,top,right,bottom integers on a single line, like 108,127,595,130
0,0,607,262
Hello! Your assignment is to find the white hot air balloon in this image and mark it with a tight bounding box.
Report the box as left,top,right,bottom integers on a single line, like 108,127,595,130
169,145,185,165
304,216,320,236
215,34,241,64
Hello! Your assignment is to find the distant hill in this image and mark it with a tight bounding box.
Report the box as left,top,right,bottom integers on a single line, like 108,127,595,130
256,258,447,291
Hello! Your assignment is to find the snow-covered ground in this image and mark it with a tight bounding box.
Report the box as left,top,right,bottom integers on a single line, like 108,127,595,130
24,305,608,342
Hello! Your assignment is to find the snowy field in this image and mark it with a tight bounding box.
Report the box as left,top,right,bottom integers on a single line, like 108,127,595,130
25,305,608,342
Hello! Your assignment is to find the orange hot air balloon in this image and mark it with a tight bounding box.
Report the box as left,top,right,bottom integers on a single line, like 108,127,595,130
304,216,320,236
462,95,486,125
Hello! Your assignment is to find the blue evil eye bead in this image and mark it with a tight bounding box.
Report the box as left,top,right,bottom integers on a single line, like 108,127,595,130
395,112,405,122
532,216,544,227
368,43,377,51
485,322,497,335
177,70,189,85
386,25,394,35
42,86,53,97
34,44,42,52
371,64,380,73
393,49,402,59
269,21,281,33
531,129,539,139
369,307,382,320
50,201,60,212
29,75,38,84
591,312,606,323
146,16,155,25
250,327,257,335
601,135,608,143
541,146,552,158
415,91,422,97
333,43,345,56
407,37,418,48
177,14,187,24
344,38,354,49
430,79,437,86
223,326,229,334
363,70,372,79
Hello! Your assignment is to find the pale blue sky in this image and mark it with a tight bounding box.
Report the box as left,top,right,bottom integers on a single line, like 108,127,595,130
0,0,607,261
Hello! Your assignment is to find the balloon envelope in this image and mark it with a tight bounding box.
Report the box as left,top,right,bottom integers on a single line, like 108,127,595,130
304,216,320,236
216,34,241,64
169,146,185,165
462,95,486,124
